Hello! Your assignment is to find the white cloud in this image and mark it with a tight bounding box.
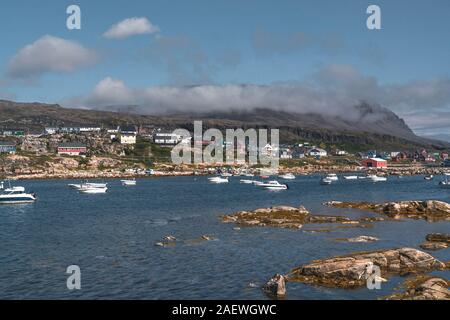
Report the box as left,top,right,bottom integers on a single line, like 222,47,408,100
86,77,135,106
7,35,98,79
103,17,160,39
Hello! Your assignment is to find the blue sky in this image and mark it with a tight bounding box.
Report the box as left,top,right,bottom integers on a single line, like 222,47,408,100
1,0,450,139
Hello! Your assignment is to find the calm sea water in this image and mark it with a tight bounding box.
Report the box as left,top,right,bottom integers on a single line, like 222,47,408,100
0,175,449,299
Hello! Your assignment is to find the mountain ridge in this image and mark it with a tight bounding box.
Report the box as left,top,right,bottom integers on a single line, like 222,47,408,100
0,99,448,151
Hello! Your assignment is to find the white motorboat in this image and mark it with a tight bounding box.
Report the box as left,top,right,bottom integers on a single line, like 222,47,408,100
279,173,296,180
424,175,434,180
0,186,36,204
325,173,339,181
221,172,233,177
257,180,288,190
69,181,107,189
252,181,264,186
240,179,254,184
121,179,137,186
320,178,333,185
80,186,108,194
367,174,387,182
208,176,229,184
343,175,358,180
439,173,450,188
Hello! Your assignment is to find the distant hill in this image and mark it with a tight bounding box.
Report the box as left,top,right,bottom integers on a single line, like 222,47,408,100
0,99,448,151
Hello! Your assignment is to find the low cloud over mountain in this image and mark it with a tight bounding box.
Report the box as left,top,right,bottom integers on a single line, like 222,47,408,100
65,64,450,141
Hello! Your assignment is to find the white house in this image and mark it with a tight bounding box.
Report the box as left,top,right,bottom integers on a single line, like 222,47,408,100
119,126,137,145
153,132,183,145
309,148,327,157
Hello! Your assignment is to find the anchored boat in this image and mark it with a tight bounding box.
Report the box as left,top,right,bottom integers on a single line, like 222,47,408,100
279,173,296,180
439,173,450,188
121,179,137,186
257,180,288,190
0,186,36,204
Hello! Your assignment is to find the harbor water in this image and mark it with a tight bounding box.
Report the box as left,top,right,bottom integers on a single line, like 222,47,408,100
0,175,449,299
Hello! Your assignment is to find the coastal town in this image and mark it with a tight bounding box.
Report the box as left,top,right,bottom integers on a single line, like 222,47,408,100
1,125,450,180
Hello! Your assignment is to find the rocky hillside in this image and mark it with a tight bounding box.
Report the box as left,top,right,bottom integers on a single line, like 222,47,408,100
0,99,448,151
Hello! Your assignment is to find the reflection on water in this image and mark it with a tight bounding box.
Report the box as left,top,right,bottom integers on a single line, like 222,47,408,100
0,175,449,299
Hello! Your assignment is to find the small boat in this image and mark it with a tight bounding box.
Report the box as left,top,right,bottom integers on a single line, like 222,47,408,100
121,179,137,186
257,180,288,190
0,181,4,190
320,178,333,185
279,173,296,180
69,181,107,189
343,175,358,180
439,173,450,188
424,175,434,180
80,186,108,194
208,176,229,184
252,181,264,186
0,186,36,204
221,172,233,177
240,179,254,184
367,174,387,182
325,173,339,181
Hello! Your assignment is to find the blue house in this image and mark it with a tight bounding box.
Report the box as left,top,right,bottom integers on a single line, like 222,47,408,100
0,141,16,154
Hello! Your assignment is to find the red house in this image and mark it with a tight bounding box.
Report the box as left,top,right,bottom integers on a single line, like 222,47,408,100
57,142,87,156
362,157,388,168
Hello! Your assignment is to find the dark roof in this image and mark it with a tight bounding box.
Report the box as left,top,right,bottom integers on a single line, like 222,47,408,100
120,125,137,133
58,142,86,148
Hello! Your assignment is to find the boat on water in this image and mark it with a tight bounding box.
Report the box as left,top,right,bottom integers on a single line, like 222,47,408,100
257,180,288,190
0,181,4,190
68,181,108,189
239,179,254,184
424,175,434,180
80,186,108,194
221,172,233,177
208,176,229,184
367,174,387,182
320,177,333,185
343,175,358,180
121,179,137,186
325,173,339,181
439,173,450,188
279,173,296,180
0,186,36,204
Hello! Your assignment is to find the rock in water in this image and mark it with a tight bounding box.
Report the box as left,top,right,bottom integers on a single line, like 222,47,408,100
420,233,450,251
426,233,450,243
288,248,446,288
419,242,448,251
263,274,286,298
385,277,450,300
324,200,450,221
